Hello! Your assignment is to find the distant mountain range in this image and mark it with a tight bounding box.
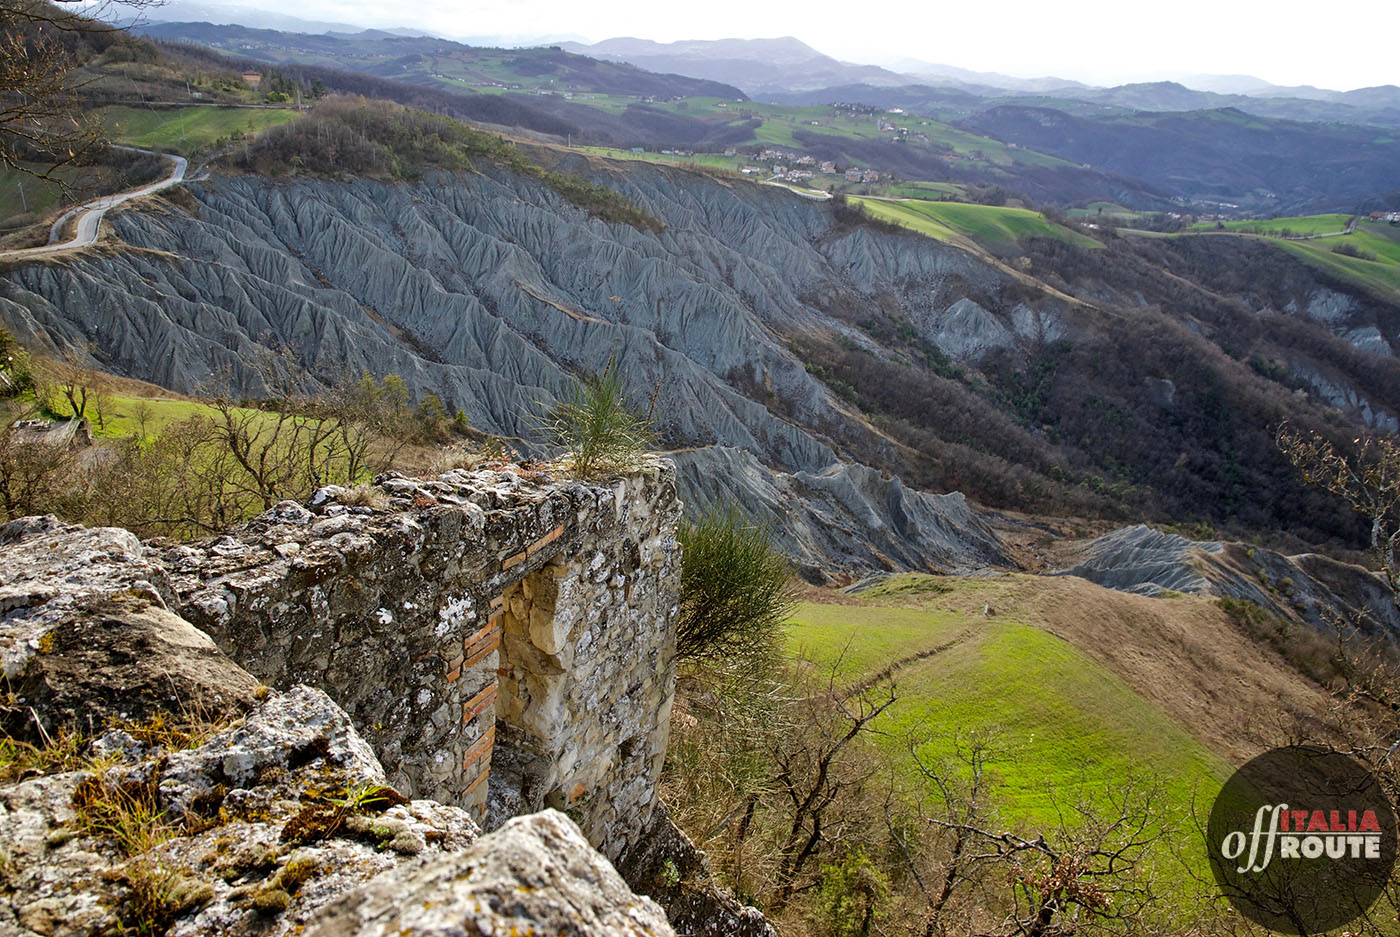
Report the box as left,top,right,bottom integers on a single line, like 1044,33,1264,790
557,37,910,94
139,1,434,37
562,37,1400,126
134,5,1400,124
138,22,746,101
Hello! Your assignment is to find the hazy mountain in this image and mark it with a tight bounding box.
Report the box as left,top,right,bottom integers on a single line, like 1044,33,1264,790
886,58,1086,94
140,1,435,36
1058,81,1400,126
139,23,747,101
558,36,910,93
1178,73,1281,95
959,104,1400,212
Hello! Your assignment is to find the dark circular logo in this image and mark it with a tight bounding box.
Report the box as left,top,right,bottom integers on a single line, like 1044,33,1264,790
1207,746,1397,934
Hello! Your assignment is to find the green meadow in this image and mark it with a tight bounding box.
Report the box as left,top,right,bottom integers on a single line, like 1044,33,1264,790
851,196,1102,250
786,584,1228,824
0,166,66,226
98,105,300,153
784,574,1231,908
1177,214,1400,301
47,391,270,442
1189,213,1353,236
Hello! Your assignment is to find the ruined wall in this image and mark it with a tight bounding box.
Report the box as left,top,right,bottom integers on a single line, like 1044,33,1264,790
160,458,681,858
0,515,681,937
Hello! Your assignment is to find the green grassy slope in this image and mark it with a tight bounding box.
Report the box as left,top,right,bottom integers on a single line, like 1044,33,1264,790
0,167,65,223
1188,213,1352,236
787,586,1229,823
1170,214,1400,301
851,196,1102,250
47,391,272,442
98,106,300,153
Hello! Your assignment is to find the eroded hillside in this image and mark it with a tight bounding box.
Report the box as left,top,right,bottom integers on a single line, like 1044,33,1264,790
2,148,1396,569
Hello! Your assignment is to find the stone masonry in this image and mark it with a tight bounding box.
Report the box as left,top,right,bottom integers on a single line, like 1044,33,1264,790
158,456,682,859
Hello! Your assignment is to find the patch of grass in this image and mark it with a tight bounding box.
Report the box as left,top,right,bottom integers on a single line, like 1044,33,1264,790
882,180,966,201
280,782,408,846
117,707,238,753
2,706,234,786
849,572,954,598
850,196,1101,250
784,580,1231,913
72,774,176,856
1271,237,1400,301
0,730,93,782
786,586,1229,823
0,165,66,225
1174,216,1400,301
44,391,271,442
118,860,214,936
1189,213,1352,236
98,105,299,154
537,365,654,478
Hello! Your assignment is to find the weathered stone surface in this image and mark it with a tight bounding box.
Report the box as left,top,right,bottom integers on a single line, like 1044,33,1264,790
0,459,720,935
302,810,675,937
0,684,481,937
159,685,383,816
0,515,172,680
0,516,259,743
162,459,682,859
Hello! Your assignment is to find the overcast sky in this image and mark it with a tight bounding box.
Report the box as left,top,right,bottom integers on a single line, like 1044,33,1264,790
169,0,1400,90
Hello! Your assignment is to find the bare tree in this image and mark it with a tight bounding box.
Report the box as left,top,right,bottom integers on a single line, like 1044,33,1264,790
931,782,1169,937
1277,424,1399,600
766,673,897,909
0,416,74,517
1,0,159,179
887,729,1004,937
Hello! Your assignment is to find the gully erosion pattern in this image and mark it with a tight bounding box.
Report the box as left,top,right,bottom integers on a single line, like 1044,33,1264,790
153,456,680,860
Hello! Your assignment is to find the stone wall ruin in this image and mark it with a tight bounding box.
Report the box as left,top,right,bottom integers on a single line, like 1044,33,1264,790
159,457,682,858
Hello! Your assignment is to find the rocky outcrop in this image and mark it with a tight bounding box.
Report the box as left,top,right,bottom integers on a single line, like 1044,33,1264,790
156,459,681,861
1058,525,1219,596
0,681,487,937
1059,524,1400,639
302,810,673,937
0,461,750,936
0,515,260,742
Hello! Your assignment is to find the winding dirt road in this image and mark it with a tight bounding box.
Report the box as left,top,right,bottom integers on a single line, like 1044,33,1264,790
0,147,187,261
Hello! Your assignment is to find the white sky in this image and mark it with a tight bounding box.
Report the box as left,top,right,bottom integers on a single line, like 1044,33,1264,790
189,0,1400,90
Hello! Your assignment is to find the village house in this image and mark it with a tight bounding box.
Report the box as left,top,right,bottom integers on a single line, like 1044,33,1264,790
819,161,836,174
845,167,864,182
